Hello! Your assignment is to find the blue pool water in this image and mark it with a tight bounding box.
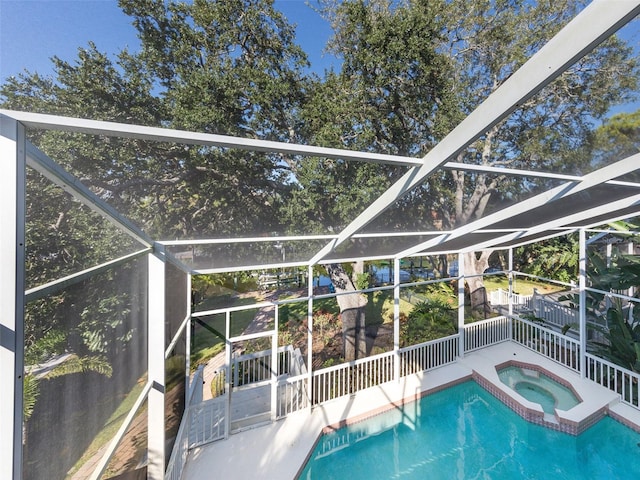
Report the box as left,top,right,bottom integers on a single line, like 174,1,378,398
298,381,640,479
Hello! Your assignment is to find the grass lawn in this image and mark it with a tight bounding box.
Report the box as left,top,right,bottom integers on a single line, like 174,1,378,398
191,295,261,369
67,376,147,477
484,276,567,295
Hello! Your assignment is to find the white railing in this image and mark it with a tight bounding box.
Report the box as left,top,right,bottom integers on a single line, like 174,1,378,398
232,345,295,387
512,317,580,371
312,351,395,405
530,292,610,344
165,366,204,480
207,345,299,395
533,294,578,328
585,353,640,409
489,288,532,308
289,347,307,377
399,334,459,377
463,316,510,352
277,374,309,418
188,398,226,448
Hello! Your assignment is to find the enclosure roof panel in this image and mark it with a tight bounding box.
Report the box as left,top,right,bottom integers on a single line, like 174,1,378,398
4,0,640,272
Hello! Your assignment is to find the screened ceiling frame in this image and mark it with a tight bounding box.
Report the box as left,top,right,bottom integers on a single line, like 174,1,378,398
400,153,640,258
307,0,640,265
2,0,640,281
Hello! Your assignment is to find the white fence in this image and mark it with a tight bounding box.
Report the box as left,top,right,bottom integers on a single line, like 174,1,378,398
311,335,462,404
232,345,298,387
512,317,580,372
188,397,226,448
463,316,510,352
399,334,459,377
489,288,533,309
585,353,640,409
312,351,395,404
532,294,578,329
529,292,607,343
277,374,309,418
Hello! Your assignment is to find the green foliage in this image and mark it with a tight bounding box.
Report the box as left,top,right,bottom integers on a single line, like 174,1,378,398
44,355,113,379
354,272,371,290
590,110,640,166
589,304,640,373
515,234,579,283
400,299,457,346
23,354,113,422
210,372,225,398
25,329,67,365
192,272,258,302
1,0,639,412
23,374,40,422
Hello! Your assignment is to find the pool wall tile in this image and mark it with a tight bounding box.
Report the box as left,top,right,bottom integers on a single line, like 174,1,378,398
608,409,640,434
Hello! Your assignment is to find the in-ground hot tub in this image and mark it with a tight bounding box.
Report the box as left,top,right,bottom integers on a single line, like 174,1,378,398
497,363,581,414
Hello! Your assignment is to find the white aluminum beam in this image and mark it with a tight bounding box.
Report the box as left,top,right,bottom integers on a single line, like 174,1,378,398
309,0,640,265
25,248,151,303
88,380,154,480
457,252,465,358
147,247,166,479
0,115,26,480
443,160,640,189
393,258,400,381
579,229,587,378
7,109,640,188
0,110,423,167
397,153,640,258
461,193,640,253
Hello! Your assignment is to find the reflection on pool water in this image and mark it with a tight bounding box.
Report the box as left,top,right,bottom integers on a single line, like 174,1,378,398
298,381,640,479
497,365,581,413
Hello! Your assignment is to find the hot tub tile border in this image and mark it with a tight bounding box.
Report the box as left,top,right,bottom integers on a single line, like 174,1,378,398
472,368,607,435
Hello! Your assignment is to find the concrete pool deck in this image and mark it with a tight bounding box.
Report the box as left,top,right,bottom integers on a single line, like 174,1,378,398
181,343,640,480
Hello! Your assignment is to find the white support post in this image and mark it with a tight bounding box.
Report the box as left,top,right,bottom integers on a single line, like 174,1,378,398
458,253,465,358
393,258,401,382
628,241,635,321
224,311,231,438
606,242,613,311
579,229,587,379
307,265,314,409
0,115,26,480
147,246,166,479
271,305,279,421
508,248,514,318
185,273,192,404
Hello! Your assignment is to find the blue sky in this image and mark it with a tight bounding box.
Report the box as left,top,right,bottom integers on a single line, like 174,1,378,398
0,0,336,82
1,1,639,117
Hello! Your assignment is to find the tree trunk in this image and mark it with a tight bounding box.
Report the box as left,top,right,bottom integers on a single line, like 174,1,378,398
463,251,491,318
326,263,367,361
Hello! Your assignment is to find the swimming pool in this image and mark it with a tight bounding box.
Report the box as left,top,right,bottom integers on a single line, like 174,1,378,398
298,381,640,479
497,364,581,413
